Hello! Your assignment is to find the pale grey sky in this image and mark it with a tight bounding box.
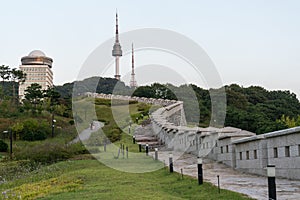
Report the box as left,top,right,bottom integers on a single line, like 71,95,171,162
1,0,300,98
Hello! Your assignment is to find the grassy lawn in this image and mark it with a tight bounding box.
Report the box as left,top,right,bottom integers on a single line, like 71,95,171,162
0,98,253,199
0,159,252,200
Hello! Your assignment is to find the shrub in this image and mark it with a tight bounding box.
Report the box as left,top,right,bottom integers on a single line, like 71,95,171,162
21,130,47,141
108,128,122,142
68,142,89,155
15,142,71,164
19,118,50,141
0,140,8,152
14,141,93,164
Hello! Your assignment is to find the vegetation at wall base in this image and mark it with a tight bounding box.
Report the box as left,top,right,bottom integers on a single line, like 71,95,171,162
0,159,253,200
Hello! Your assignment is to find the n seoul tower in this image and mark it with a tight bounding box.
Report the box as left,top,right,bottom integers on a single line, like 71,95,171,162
112,12,122,80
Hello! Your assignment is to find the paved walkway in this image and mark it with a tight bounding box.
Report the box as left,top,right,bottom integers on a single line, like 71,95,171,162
70,121,103,144
149,151,300,200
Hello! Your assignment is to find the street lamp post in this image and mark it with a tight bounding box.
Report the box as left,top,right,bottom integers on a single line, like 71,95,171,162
3,130,12,159
51,113,56,138
9,129,12,159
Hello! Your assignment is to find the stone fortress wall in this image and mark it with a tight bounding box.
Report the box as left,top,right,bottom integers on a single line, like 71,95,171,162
86,92,300,180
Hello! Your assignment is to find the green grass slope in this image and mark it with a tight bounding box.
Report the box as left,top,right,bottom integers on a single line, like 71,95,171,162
0,159,252,200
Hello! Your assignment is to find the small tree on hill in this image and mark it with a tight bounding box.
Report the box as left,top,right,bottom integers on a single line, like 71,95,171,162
24,83,43,113
0,65,11,98
11,68,26,104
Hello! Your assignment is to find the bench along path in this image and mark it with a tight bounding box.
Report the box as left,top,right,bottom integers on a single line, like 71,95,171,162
149,151,300,200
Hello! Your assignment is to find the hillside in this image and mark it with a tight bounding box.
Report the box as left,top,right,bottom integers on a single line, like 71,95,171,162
2,76,299,134
55,77,300,134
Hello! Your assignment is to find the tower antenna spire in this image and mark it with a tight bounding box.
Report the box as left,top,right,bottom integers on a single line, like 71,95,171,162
115,11,119,42
130,43,137,88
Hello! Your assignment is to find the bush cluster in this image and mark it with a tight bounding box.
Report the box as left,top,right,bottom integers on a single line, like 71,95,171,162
14,142,93,164
0,140,8,152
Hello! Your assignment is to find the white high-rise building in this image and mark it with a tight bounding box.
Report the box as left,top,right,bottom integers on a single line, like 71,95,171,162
18,50,53,99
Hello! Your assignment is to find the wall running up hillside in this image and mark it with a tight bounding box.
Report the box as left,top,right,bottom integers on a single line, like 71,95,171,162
86,92,300,180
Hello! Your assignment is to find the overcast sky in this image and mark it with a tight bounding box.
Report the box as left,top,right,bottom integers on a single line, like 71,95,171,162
1,0,300,98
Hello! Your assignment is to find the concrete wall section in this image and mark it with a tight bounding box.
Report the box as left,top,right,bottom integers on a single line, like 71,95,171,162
234,138,268,176
265,131,300,179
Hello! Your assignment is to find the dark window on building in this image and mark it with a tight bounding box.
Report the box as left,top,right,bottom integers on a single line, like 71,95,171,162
285,146,290,157
226,145,229,153
220,146,223,154
246,151,249,160
274,148,278,158
254,150,257,159
298,145,300,156
239,152,242,160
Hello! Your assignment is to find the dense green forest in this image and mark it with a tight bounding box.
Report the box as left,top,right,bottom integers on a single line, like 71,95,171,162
2,75,300,135
54,77,300,134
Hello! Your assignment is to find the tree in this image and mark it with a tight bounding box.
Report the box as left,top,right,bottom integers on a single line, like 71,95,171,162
44,87,61,108
132,85,155,98
10,68,26,104
24,83,43,113
11,122,24,140
0,65,11,98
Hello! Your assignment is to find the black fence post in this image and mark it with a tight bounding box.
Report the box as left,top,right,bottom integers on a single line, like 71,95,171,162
267,165,277,200
155,148,158,160
217,175,220,194
146,144,149,156
169,153,173,173
197,157,203,185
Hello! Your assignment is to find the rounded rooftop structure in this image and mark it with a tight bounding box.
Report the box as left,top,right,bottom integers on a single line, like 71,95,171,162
21,50,53,68
28,50,46,57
